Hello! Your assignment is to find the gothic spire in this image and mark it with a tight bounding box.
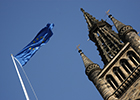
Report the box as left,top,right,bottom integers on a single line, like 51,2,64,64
81,8,99,30
77,45,101,75
81,9,124,65
108,14,126,33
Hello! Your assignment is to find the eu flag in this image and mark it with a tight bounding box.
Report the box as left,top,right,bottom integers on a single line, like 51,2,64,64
14,23,54,66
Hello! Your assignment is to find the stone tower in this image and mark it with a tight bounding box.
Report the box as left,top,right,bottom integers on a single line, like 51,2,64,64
78,8,140,100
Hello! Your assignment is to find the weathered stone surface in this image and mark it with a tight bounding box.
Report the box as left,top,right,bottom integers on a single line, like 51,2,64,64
79,8,140,100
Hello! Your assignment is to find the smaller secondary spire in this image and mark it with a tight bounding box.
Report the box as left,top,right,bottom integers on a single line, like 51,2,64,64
107,10,125,33
107,10,137,40
77,45,101,74
77,44,94,68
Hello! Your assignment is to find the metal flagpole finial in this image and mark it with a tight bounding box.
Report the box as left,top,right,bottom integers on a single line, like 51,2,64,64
76,44,81,51
87,38,90,41
106,9,110,16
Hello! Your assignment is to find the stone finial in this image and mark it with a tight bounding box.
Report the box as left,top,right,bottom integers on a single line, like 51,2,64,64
80,8,85,13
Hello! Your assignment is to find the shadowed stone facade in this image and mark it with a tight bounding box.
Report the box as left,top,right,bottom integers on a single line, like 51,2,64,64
78,8,140,100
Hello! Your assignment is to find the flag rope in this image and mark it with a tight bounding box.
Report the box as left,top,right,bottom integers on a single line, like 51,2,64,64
14,55,38,100
11,54,30,100
21,66,39,100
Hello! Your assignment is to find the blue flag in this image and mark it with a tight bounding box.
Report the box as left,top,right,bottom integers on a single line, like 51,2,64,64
14,23,54,66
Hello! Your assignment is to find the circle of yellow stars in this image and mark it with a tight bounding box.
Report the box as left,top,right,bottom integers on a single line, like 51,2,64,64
29,36,45,50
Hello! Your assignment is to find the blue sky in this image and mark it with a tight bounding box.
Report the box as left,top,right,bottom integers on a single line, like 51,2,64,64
1,1,140,100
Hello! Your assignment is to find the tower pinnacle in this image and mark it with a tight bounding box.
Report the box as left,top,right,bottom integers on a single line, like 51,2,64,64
108,13,126,33
107,11,138,43
77,45,94,69
77,45,101,75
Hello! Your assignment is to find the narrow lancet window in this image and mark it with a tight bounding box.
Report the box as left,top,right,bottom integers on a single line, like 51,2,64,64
120,59,133,73
113,67,125,82
127,51,140,66
106,75,118,90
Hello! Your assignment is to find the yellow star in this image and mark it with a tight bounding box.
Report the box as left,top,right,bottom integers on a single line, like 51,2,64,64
33,48,34,50
40,36,43,39
36,38,39,40
29,47,31,50
33,41,35,43
43,38,45,40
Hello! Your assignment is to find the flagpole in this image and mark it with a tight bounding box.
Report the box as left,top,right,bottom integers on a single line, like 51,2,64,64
11,54,30,100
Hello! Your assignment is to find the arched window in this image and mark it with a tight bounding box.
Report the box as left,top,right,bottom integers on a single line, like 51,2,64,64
120,59,133,73
127,51,140,66
135,99,140,100
113,67,125,82
106,75,118,90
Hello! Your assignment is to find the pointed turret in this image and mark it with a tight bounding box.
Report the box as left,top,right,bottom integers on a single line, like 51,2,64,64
78,49,94,69
108,12,140,56
108,14,126,33
77,45,101,75
107,13,137,41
